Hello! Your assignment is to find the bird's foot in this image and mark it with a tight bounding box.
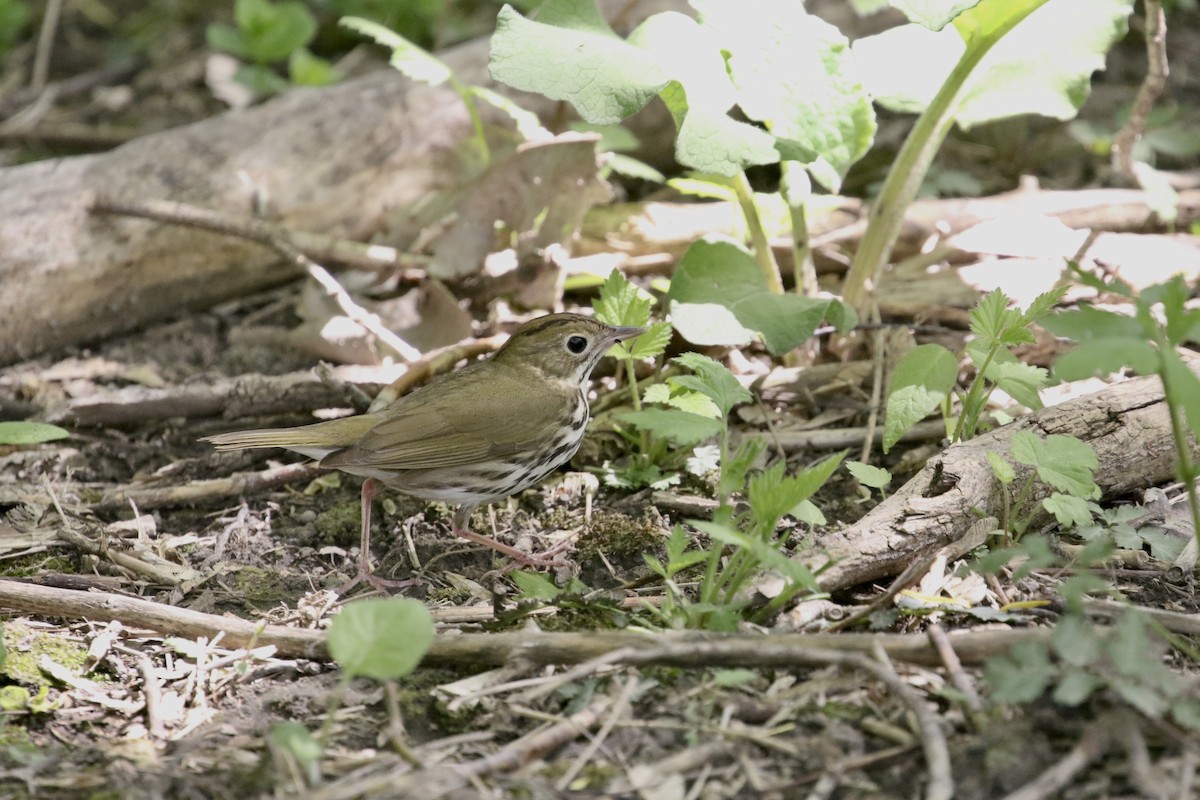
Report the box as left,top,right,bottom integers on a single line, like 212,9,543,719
335,565,420,596
454,527,573,568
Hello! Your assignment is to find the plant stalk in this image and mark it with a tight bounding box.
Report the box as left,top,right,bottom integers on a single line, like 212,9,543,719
841,1,1051,310
730,171,784,295
1158,349,1200,553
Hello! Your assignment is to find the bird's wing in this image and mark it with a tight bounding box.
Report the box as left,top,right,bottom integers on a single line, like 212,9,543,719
320,368,566,472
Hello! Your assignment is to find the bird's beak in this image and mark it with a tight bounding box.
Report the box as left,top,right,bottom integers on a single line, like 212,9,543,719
606,325,646,343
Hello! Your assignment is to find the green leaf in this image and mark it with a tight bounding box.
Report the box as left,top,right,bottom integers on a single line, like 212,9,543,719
1010,432,1099,498
663,526,709,574
341,16,451,85
1053,338,1158,381
1138,528,1185,563
492,0,830,176
954,0,1133,128
893,0,983,30
629,321,672,360
619,408,724,446
667,175,738,202
719,437,767,502
1021,286,1071,324
790,499,826,525
845,461,892,490
1160,347,1200,437
1171,701,1200,731
671,353,752,417
1110,678,1169,718
1158,275,1199,345
1050,614,1102,667
693,520,818,589
693,0,876,190
595,269,650,327
490,1,666,125
594,271,671,360
288,47,339,86
659,82,781,176
985,640,1055,703
326,598,435,680
713,668,758,687
669,236,836,355
883,344,958,452
1040,306,1147,342
206,24,250,59
1042,493,1094,528
0,422,70,445
642,383,671,405
856,0,1132,129
268,722,322,769
0,0,30,52
510,570,564,601
1067,262,1134,298
969,289,1020,346
235,64,290,94
985,356,1048,411
1052,670,1102,706
664,390,722,419
233,0,317,63
748,452,845,525
987,450,1015,484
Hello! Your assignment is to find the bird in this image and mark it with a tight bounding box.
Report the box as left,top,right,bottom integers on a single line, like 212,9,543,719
202,313,645,592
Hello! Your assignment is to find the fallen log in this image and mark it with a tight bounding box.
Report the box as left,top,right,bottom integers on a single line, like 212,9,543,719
0,0,686,365
811,369,1198,592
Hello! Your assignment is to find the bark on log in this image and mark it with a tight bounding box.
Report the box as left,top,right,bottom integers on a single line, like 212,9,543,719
812,371,1197,592
0,0,685,366
0,69,459,364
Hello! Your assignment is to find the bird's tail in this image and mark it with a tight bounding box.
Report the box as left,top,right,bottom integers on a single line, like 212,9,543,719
201,415,378,459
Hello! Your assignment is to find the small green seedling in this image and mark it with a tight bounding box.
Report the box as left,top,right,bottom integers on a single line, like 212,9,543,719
207,0,335,92
884,287,1066,452
268,597,434,778
986,431,1100,541
1044,268,1200,553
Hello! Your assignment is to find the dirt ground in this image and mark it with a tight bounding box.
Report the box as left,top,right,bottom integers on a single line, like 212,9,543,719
3,3,1200,799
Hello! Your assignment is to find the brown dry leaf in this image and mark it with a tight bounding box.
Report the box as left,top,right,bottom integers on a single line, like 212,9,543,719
428,132,611,279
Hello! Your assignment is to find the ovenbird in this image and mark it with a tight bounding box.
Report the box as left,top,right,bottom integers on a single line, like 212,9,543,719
202,313,643,591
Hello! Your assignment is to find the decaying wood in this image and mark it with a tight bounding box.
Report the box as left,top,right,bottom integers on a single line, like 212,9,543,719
46,369,386,427
810,370,1199,592
0,0,687,366
0,578,1052,668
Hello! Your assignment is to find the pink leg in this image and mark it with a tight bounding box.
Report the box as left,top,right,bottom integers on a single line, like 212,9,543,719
450,505,572,567
336,478,418,594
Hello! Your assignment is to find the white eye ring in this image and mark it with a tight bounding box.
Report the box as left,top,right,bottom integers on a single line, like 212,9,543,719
566,335,588,354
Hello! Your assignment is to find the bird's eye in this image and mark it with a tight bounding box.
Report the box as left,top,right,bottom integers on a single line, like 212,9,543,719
566,335,588,354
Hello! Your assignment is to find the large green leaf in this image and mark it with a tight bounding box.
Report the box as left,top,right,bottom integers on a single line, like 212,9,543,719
956,0,1132,128
668,236,836,355
853,0,1132,128
491,1,778,175
893,0,983,30
693,0,876,190
490,0,666,124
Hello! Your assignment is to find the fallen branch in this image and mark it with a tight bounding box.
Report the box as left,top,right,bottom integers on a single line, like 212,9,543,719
810,370,1200,592
0,579,1050,667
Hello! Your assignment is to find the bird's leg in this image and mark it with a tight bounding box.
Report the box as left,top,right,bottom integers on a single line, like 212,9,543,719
451,505,572,567
336,478,418,594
